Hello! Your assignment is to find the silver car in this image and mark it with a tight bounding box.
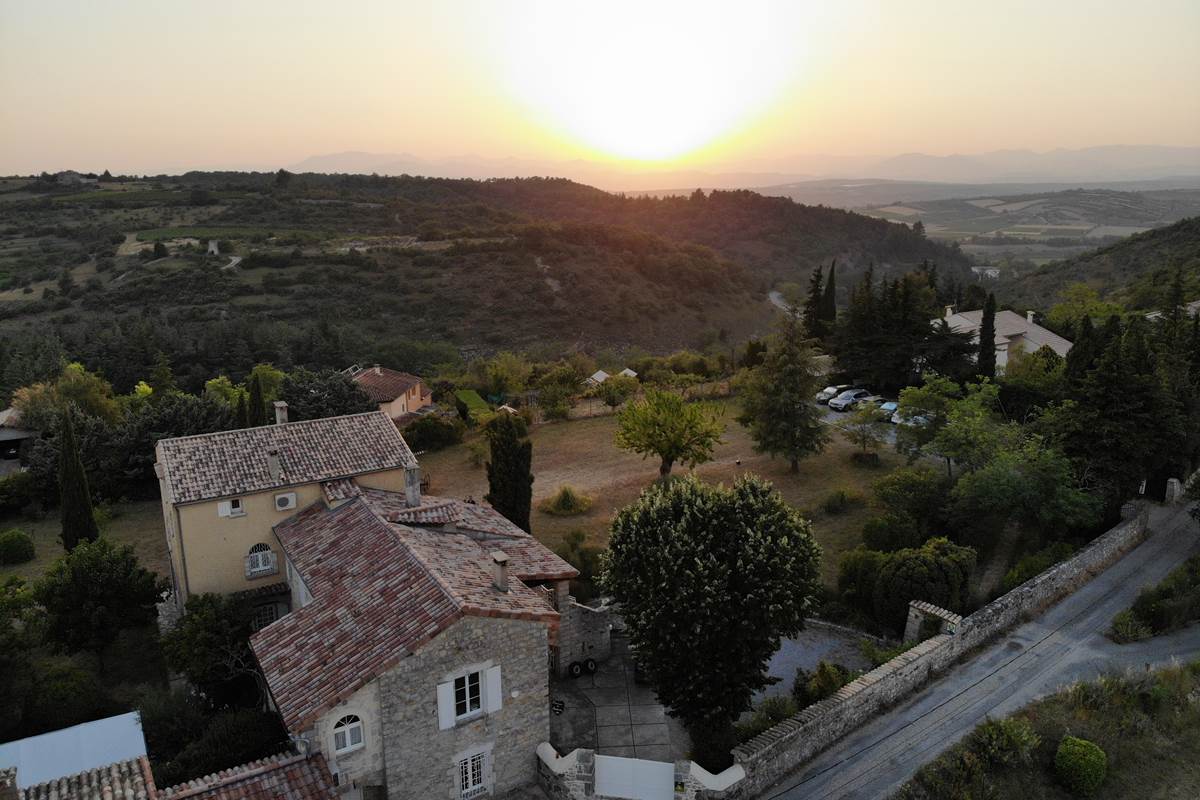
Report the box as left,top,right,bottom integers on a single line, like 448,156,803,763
829,388,871,411
815,384,851,404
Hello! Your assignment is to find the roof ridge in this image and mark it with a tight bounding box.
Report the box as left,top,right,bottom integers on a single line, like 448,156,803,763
158,752,307,798
157,410,390,444
357,498,466,610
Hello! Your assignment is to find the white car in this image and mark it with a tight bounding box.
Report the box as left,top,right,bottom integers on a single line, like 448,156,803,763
829,388,872,411
815,384,851,404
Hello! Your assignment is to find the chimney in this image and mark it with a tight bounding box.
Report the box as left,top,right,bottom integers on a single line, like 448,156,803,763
1026,310,1036,325
274,400,289,425
404,466,421,508
374,365,382,375
491,551,509,592
267,450,282,482
944,305,954,318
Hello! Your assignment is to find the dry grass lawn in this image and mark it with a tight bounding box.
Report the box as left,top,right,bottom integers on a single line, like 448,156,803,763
0,500,169,582
419,398,903,586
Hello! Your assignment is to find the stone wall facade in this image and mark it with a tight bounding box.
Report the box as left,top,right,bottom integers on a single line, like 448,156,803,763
729,505,1150,799
307,679,386,793
557,598,612,676
378,615,550,799
903,601,963,643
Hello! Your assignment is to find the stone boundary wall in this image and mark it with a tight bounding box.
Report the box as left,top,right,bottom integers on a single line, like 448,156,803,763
729,504,1150,799
806,617,890,648
903,601,963,643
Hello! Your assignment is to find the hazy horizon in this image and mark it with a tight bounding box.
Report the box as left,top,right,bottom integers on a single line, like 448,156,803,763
2,0,1199,177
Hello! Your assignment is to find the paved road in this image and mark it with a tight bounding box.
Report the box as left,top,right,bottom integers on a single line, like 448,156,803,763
765,502,1200,800
768,290,793,313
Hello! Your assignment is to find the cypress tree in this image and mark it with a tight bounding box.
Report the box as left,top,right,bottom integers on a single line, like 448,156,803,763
977,293,997,379
484,412,534,532
819,260,838,330
235,392,249,428
802,265,825,340
59,408,99,551
247,374,267,426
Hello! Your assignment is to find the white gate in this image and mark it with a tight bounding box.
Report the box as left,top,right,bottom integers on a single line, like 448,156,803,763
593,755,674,800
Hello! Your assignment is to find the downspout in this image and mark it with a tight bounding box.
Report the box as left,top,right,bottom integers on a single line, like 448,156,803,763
175,503,191,600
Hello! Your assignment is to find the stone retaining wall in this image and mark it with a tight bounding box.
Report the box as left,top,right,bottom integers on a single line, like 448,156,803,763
729,504,1150,798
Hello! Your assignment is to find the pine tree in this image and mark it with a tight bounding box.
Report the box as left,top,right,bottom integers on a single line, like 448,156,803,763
58,408,99,551
247,374,267,426
819,260,838,331
977,293,997,379
484,412,533,532
737,314,830,471
802,265,825,340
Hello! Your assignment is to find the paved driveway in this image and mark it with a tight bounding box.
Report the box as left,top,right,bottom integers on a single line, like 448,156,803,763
765,502,1200,799
551,632,691,763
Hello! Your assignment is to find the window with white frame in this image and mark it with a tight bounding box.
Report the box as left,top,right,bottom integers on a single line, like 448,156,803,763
458,751,486,798
246,543,276,577
333,714,364,754
454,671,481,719
218,497,245,518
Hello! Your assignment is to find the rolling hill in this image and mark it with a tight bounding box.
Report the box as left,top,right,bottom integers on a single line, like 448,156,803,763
998,216,1200,310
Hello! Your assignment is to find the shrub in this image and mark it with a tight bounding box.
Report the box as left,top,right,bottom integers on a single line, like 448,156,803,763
969,717,1039,766
0,528,34,564
402,415,465,452
822,487,864,515
734,695,797,742
0,471,37,514
1054,735,1106,796
872,537,976,635
860,638,916,668
556,530,604,604
793,661,857,708
862,511,922,552
1001,540,1075,592
538,485,594,516
872,466,948,529
837,548,886,617
1108,609,1151,643
159,709,288,788
24,654,114,735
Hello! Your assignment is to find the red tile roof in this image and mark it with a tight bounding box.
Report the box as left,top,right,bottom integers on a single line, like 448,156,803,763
349,366,424,403
156,412,416,505
18,757,155,800
250,491,569,731
158,752,335,800
320,477,361,502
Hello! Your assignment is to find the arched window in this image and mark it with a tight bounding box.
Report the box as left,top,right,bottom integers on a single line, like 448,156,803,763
333,714,364,754
246,543,274,576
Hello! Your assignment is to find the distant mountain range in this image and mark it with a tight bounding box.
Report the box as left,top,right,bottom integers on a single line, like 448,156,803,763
290,145,1200,196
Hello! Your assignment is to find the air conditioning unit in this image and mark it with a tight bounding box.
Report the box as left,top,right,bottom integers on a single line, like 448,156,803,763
274,492,297,511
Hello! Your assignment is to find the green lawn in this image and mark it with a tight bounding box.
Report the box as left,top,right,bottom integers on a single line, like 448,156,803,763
419,398,902,586
0,500,169,583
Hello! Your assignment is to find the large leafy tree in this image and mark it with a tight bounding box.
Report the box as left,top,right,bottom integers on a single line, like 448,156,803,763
894,373,962,472
162,594,265,707
115,394,235,492
872,537,976,634
58,408,99,550
736,314,828,471
484,412,534,532
615,389,724,479
602,476,821,769
34,538,166,654
278,368,375,421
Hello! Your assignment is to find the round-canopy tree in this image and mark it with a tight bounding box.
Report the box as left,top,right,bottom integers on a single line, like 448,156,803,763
615,389,723,480
602,475,821,769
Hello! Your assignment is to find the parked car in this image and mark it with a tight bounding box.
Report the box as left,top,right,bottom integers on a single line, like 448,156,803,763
829,388,872,411
815,384,851,404
892,409,931,426
879,400,899,419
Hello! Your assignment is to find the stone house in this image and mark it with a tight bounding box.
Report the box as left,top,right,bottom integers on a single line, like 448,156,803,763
248,487,600,799
153,405,421,623
941,306,1073,373
347,365,434,422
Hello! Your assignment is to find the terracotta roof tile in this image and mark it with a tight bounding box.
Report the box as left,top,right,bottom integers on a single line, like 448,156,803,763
156,412,416,505
158,752,335,800
250,491,568,731
349,366,424,403
18,757,155,800
320,478,362,502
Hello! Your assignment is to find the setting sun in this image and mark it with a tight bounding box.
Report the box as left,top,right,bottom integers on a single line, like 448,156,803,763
484,1,811,162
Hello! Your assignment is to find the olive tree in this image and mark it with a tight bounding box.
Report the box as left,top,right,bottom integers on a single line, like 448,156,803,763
615,390,724,480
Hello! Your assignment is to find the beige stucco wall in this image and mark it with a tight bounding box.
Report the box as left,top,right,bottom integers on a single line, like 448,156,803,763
169,467,412,599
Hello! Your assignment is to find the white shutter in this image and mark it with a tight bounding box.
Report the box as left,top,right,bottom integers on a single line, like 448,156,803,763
437,681,455,730
217,501,232,518
267,551,278,573
485,666,502,713
243,555,253,578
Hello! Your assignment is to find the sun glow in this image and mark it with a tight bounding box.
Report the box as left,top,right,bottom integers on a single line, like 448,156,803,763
487,1,811,163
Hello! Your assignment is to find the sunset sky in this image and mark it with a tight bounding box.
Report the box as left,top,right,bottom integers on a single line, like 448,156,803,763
2,0,1198,175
